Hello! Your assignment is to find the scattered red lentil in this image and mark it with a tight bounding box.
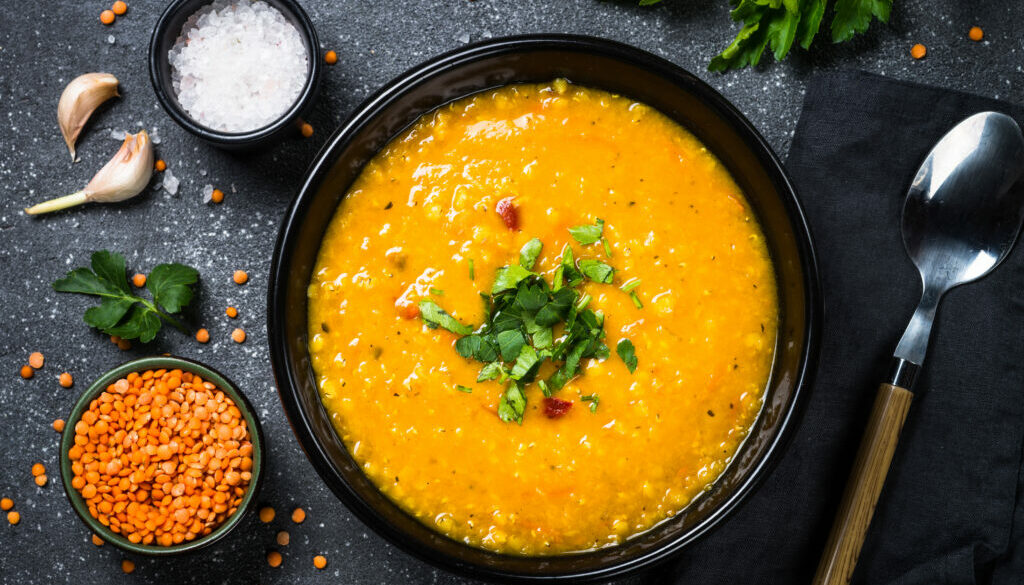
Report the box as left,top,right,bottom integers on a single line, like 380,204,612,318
132,273,147,287
53,419,66,433
121,559,135,574
196,328,211,344
259,506,275,523
111,1,127,16
276,530,290,546
313,555,327,569
31,463,45,477
92,534,105,546
911,43,927,59
110,335,121,345
300,123,314,138
267,550,283,568
324,50,337,65
155,159,167,172
969,26,983,41
211,189,225,204
60,372,74,388
233,270,248,285
0,498,12,511
291,507,306,524
34,475,48,487
117,338,132,351
29,352,44,369
68,368,254,547
225,306,238,318
100,9,115,25
7,511,20,525
231,328,246,344
20,365,33,379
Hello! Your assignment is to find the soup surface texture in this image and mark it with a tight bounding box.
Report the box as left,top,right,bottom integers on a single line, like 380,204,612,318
307,81,778,555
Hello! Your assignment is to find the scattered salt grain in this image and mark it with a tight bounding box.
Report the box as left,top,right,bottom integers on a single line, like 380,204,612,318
457,33,471,44
107,35,115,45
163,169,180,195
199,169,208,176
202,183,215,203
168,0,309,132
150,127,161,144
109,128,126,140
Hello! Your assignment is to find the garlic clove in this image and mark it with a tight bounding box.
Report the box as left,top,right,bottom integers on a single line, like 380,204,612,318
58,73,120,161
25,130,153,215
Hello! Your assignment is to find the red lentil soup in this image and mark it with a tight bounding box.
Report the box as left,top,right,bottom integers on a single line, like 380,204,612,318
307,80,778,554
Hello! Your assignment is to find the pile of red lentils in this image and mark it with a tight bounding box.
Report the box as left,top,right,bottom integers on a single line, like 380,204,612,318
68,368,254,546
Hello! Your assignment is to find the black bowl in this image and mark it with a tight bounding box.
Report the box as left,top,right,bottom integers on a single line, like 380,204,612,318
269,35,820,583
148,0,322,150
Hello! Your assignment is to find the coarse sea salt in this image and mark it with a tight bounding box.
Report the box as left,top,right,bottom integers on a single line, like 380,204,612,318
168,0,309,133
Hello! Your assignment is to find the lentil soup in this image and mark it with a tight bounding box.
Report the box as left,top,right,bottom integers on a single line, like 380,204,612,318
307,81,778,554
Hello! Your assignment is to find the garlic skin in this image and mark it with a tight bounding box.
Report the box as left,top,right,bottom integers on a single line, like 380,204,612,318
58,73,120,161
25,130,153,216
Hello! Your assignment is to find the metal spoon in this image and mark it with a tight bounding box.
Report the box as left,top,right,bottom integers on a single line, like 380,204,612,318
813,111,1024,585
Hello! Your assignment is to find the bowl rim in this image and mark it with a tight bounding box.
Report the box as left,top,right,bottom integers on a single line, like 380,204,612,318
147,0,322,146
58,355,266,556
268,33,821,582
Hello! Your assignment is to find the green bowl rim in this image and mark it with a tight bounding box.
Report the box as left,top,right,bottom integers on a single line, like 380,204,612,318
58,355,265,556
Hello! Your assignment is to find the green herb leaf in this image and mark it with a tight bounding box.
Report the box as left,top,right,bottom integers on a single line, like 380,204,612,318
510,345,541,381
455,385,474,393
831,0,891,43
53,251,196,342
602,238,613,258
491,265,534,294
418,300,473,335
532,327,553,350
468,258,475,280
147,263,199,314
568,218,604,245
630,291,644,309
519,238,543,269
477,362,505,382
430,287,444,296
498,382,527,425
560,245,583,287
581,393,600,413
620,278,642,293
797,0,826,49
497,329,526,362
580,259,614,284
534,287,576,327
515,283,548,313
617,339,638,373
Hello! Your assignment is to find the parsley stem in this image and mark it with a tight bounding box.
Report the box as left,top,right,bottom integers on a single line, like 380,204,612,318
140,298,189,334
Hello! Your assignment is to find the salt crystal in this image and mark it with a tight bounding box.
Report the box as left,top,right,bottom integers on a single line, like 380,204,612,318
163,169,180,195
109,128,126,140
168,0,310,132
199,169,208,176
457,33,470,44
231,183,237,193
201,183,214,203
107,35,115,44
150,127,161,144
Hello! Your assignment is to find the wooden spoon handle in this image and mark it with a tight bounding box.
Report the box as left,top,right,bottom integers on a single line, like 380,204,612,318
812,383,914,585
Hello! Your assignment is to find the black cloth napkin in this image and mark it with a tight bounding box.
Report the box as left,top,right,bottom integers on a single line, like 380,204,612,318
643,70,1024,585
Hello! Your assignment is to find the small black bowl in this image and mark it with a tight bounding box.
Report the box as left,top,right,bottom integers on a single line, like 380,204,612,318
148,0,322,150
269,35,820,583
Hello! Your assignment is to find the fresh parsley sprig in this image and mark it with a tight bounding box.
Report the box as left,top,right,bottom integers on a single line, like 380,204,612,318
53,250,199,343
639,0,892,72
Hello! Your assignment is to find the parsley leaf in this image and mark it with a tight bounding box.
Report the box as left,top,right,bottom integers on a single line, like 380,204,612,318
53,250,196,343
568,218,604,245
519,238,543,269
831,0,891,42
498,382,527,425
510,345,541,381
497,329,526,362
418,300,473,335
477,362,505,382
617,339,638,373
580,259,614,284
455,385,474,393
581,393,600,413
491,265,534,294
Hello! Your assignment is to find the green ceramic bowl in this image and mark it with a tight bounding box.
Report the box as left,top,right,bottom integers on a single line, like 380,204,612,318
59,356,265,556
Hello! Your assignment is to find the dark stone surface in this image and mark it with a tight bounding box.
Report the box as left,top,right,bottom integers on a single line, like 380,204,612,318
0,1,1018,583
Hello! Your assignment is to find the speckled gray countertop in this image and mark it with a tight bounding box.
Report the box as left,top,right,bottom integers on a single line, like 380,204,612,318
0,1,1019,583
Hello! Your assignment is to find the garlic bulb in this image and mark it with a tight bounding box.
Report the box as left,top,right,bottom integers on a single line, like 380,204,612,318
25,131,153,215
58,73,120,161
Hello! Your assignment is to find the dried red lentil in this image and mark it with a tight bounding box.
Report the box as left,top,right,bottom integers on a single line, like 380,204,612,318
68,368,254,546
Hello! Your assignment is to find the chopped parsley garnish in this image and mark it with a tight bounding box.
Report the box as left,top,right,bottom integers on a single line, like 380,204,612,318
455,385,474,393
568,218,605,245
429,287,444,296
468,258,475,280
422,221,641,424
616,338,638,373
581,393,600,413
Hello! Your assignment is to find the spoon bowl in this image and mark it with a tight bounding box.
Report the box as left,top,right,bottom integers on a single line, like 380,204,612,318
896,112,1024,365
